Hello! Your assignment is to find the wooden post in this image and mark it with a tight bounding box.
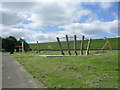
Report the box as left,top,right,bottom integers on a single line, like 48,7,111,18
37,41,40,53
57,37,65,55
65,35,71,55
104,37,112,51
80,35,84,55
74,35,77,55
22,41,24,53
86,38,92,55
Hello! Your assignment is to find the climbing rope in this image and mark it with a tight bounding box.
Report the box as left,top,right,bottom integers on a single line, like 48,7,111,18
32,45,38,51
100,42,108,51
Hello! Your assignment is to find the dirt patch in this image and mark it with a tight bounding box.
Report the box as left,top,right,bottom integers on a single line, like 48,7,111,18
57,65,79,71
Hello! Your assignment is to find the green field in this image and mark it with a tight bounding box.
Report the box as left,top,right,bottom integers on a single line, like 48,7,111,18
29,38,119,50
12,50,118,88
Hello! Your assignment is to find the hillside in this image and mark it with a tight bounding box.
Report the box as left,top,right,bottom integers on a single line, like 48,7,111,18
29,37,119,50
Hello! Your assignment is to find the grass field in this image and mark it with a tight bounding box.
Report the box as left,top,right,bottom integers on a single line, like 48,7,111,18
29,38,119,50
12,50,118,88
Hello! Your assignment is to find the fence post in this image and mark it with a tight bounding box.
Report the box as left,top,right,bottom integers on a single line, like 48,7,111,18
57,37,65,55
37,41,40,53
65,35,71,55
74,35,77,55
86,38,92,55
80,35,84,55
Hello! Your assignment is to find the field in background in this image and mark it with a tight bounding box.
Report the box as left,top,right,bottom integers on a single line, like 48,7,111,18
12,50,118,88
29,38,119,50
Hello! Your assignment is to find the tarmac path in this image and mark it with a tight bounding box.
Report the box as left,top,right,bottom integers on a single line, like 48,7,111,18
2,53,41,88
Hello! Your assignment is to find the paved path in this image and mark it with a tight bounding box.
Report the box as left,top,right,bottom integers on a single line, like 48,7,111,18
2,53,41,88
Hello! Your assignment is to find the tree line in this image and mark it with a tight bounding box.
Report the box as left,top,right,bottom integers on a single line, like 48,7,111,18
1,36,31,52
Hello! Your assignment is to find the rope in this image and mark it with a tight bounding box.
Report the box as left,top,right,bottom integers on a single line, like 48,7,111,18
100,42,108,51
32,45,38,51
94,42,108,54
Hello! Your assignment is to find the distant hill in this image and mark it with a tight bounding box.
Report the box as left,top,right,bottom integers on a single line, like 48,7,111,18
29,37,119,50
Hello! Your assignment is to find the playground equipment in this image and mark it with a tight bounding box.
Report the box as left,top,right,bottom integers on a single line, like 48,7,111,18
94,37,112,54
103,37,112,51
36,35,112,57
57,35,92,56
100,37,112,52
32,41,41,53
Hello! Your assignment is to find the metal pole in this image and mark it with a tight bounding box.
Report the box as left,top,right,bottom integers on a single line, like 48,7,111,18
56,37,65,55
86,38,92,55
80,35,84,55
74,35,77,55
66,35,71,55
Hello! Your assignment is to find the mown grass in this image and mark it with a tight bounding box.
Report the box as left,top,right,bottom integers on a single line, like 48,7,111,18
29,38,119,50
12,50,118,88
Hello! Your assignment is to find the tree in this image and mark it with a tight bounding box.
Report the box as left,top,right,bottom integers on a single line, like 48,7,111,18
2,36,17,52
2,36,31,52
17,38,31,51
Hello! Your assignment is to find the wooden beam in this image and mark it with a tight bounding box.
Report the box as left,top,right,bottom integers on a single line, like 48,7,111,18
86,38,92,55
56,37,65,55
74,35,77,55
65,35,71,55
80,35,84,55
37,41,40,53
104,37,112,51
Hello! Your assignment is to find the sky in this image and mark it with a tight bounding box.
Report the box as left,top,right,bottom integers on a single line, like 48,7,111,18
0,0,119,43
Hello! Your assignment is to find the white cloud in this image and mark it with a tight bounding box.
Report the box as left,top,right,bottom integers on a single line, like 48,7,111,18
1,2,36,26
0,9,24,25
2,2,36,12
59,20,118,37
1,0,119,2
1,20,118,43
1,2,118,43
1,2,98,27
30,2,97,26
2,25,32,40
1,24,56,42
99,2,112,10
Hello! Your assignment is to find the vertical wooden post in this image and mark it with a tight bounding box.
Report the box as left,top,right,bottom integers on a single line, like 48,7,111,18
65,35,71,55
74,35,77,55
80,35,84,55
22,41,24,53
37,41,40,53
57,37,65,55
86,38,92,55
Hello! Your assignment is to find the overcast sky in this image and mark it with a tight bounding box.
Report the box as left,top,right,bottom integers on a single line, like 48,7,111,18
0,0,119,43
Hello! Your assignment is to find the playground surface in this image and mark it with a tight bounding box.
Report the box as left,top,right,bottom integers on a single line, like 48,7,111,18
36,54,101,57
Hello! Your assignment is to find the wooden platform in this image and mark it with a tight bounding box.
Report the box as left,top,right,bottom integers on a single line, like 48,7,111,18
36,54,101,57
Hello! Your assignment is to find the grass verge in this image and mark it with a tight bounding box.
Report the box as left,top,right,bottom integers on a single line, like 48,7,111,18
12,50,118,88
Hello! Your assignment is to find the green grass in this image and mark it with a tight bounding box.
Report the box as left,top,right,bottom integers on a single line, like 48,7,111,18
12,50,118,88
29,37,119,50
